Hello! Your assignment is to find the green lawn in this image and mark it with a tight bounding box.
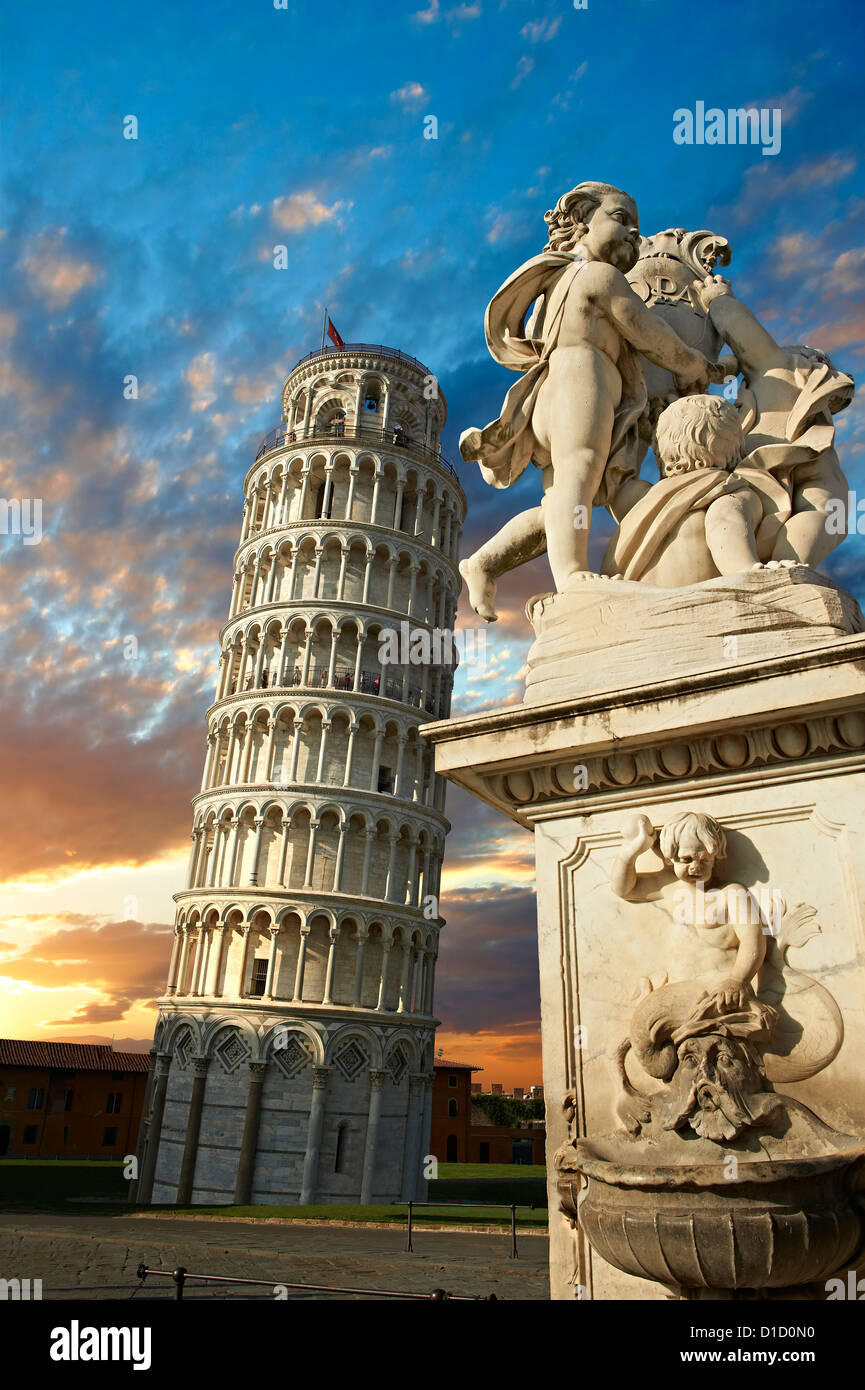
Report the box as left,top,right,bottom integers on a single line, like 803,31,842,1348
175,1202,548,1227
0,1158,548,1223
0,1159,127,1203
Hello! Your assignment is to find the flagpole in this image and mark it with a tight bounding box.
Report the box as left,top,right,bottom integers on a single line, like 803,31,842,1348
321,306,327,352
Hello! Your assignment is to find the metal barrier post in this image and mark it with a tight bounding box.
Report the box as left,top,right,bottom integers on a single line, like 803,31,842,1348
173,1266,187,1301
510,1205,518,1259
405,1200,413,1253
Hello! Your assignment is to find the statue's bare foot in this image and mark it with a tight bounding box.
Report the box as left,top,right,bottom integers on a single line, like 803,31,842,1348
560,571,604,592
459,556,498,622
752,559,803,571
459,427,483,463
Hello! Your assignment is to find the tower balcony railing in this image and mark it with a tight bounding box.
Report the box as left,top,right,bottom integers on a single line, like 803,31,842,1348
254,420,459,480
225,663,448,717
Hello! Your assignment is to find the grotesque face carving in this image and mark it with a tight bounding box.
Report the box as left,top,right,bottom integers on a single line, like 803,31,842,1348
661,1033,781,1142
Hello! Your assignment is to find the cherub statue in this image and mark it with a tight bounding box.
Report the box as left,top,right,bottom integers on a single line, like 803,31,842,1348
698,276,855,566
611,810,766,1013
600,393,795,584
458,181,713,619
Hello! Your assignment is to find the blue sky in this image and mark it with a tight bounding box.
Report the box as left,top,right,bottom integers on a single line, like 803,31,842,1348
1,0,863,1081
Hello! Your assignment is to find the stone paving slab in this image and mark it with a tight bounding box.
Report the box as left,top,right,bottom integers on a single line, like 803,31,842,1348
0,1211,550,1301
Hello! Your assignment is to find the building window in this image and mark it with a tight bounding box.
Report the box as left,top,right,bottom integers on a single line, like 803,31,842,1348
250,959,268,997
27,1088,45,1110
314,484,332,520
23,1126,38,1145
106,1092,123,1114
448,1075,458,1087
102,1127,118,1147
334,1124,348,1174
447,1098,458,1117
377,766,394,794
446,1133,458,1162
364,393,379,413
479,1141,490,1164
64,1090,74,1112
512,1138,533,1165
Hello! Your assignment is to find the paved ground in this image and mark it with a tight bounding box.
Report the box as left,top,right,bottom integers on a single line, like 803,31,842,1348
0,1211,549,1301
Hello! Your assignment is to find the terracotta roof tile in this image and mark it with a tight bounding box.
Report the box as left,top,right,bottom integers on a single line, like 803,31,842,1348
0,1039,150,1072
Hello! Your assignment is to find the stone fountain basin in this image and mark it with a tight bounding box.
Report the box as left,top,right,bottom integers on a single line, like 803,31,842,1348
564,1139,865,1292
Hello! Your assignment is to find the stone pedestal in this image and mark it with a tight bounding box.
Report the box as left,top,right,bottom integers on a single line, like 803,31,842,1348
425,605,865,1300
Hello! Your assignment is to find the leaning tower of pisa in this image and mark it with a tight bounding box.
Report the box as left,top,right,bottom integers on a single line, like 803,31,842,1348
136,343,465,1206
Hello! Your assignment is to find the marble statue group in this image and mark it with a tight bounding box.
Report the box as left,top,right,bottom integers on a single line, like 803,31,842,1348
459,180,853,620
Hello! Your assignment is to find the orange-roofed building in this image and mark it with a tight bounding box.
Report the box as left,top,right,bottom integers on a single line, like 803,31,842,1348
0,1040,150,1160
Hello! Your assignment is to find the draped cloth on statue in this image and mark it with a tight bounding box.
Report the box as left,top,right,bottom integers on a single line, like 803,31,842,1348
600,468,755,581
734,355,855,558
461,249,647,508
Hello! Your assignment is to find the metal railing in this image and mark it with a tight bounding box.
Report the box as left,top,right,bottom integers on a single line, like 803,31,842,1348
135,1263,497,1301
254,421,459,479
392,1201,537,1258
291,343,433,375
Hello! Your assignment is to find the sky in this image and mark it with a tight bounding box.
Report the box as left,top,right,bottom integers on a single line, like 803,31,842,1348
0,0,863,1087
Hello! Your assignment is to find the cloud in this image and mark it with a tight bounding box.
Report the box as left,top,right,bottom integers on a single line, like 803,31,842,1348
0,917,173,1025
271,191,346,232
390,81,428,108
18,230,103,307
184,351,218,411
521,16,561,42
510,55,534,89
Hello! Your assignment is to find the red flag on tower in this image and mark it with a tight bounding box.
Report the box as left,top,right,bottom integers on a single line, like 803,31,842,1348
326,317,345,349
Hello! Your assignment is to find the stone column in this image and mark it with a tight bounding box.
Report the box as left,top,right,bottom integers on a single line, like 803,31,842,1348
293,927,310,1001
400,1073,425,1200
360,829,375,896
352,926,368,1005
286,548,301,604
208,923,230,996
248,816,266,886
384,834,399,900
165,928,183,995
176,927,193,994
360,1070,388,1204
234,924,252,997
302,818,320,888
362,553,375,604
369,730,385,792
370,467,383,525
333,822,349,892
315,719,332,781
233,1061,267,1205
176,1056,209,1206
344,721,359,786
345,463,359,522
397,940,413,1013
322,926,339,1004
299,1065,330,1204
134,1051,172,1204
263,925,281,1000
375,941,392,1011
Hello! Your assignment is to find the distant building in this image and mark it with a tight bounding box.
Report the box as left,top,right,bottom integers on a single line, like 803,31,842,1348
430,1058,480,1161
429,1060,546,1165
512,1086,525,1099
529,1085,544,1100
0,1040,149,1159
490,1082,504,1094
